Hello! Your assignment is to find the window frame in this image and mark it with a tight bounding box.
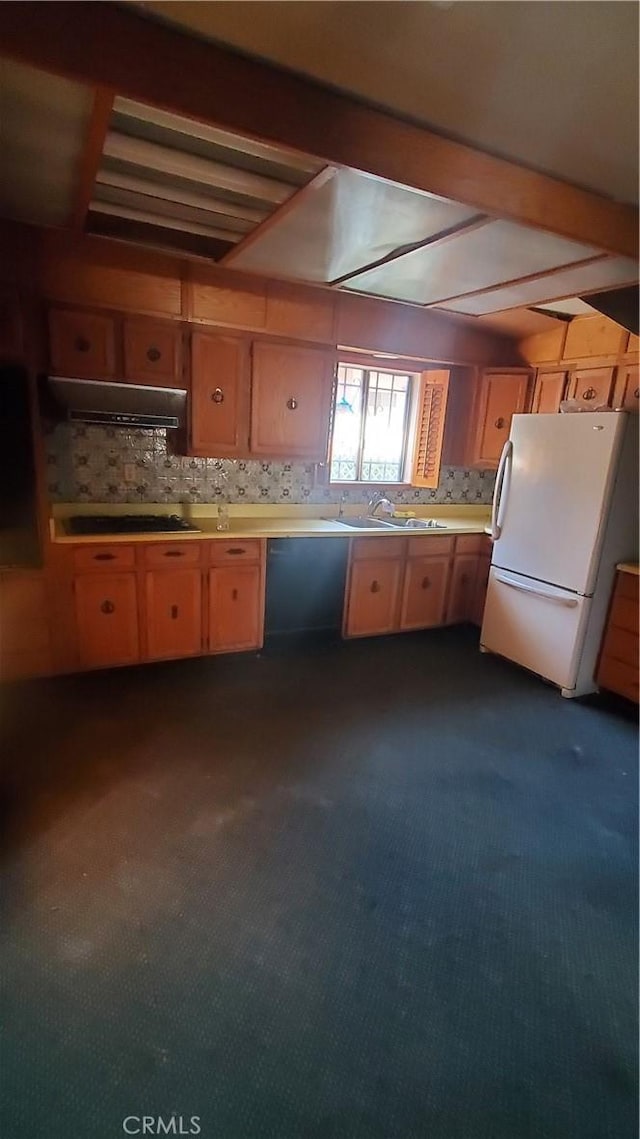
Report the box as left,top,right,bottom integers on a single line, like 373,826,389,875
329,358,420,486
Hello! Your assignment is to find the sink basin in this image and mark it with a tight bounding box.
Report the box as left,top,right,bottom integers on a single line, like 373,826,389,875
384,517,447,529
327,516,447,530
329,516,392,529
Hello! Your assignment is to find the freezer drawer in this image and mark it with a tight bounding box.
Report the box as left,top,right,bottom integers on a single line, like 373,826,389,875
480,567,591,690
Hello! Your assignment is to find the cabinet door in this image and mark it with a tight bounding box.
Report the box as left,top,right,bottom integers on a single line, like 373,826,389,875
123,319,182,387
472,553,491,627
345,557,402,638
49,308,116,379
612,364,639,412
190,332,250,456
399,556,450,631
567,366,614,407
0,572,52,680
475,372,529,464
250,341,335,459
531,370,567,414
446,555,478,624
74,573,139,669
145,569,202,661
209,565,263,652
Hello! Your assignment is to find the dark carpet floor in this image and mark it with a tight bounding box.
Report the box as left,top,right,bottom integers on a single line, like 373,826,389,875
0,627,638,1139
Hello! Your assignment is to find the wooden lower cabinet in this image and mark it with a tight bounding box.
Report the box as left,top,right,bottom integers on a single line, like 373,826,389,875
208,564,263,652
446,555,479,624
0,571,52,681
74,572,139,669
145,569,203,661
399,555,449,630
472,553,491,627
596,569,639,702
345,557,403,637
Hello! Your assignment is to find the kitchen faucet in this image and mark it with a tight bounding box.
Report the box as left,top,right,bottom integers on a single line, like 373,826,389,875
368,490,394,518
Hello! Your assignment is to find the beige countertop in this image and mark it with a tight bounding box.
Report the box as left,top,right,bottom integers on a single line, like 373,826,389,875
617,562,639,577
50,504,492,544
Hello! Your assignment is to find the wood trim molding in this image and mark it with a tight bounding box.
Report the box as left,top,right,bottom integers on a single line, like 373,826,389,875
220,166,336,267
0,2,636,258
71,86,114,230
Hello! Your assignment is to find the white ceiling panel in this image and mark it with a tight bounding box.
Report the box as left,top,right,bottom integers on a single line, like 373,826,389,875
341,220,602,305
226,168,480,282
438,257,639,315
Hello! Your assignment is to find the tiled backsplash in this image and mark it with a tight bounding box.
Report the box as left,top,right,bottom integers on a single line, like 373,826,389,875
44,424,496,506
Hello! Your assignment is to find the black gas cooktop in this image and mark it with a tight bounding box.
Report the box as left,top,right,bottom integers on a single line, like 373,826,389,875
67,514,200,535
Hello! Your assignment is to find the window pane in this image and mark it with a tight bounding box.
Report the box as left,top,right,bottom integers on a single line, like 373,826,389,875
361,371,411,482
330,365,364,481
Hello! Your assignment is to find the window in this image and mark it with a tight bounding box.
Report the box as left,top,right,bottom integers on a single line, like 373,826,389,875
329,363,415,483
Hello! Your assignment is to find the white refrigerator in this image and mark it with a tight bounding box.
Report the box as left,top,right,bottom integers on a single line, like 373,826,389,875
480,412,638,697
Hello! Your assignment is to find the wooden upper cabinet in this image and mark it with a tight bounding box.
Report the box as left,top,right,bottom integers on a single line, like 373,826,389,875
187,265,267,330
563,315,626,361
567,366,615,406
145,567,202,661
74,572,139,669
190,332,250,457
399,554,449,631
626,332,640,355
123,318,183,387
519,326,567,366
531,369,567,414
472,370,530,466
265,282,335,343
250,340,335,459
612,363,639,412
208,564,263,652
49,308,116,379
411,370,450,487
345,556,402,637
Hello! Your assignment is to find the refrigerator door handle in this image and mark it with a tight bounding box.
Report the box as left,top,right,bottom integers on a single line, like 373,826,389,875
494,572,579,607
490,440,513,540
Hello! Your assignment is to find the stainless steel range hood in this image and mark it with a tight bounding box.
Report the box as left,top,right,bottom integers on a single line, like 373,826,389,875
48,376,187,428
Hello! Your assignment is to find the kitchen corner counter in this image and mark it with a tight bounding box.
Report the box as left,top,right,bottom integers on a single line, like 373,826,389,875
49,505,492,544
616,562,640,577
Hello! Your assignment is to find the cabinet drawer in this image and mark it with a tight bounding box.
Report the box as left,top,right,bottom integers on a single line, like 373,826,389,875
142,542,202,568
73,545,135,572
209,539,262,564
600,625,638,670
406,535,454,558
597,655,639,703
351,536,405,561
609,595,639,636
454,534,485,555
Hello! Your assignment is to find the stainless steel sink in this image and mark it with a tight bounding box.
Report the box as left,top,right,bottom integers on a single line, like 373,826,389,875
383,517,447,529
329,516,392,529
327,516,447,530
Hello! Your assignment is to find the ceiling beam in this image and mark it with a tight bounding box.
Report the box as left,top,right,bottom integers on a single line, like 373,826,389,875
0,2,636,259
71,86,114,230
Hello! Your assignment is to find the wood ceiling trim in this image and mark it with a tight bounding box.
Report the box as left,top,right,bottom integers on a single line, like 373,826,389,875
220,166,335,268
330,214,490,287
71,86,114,230
428,253,610,308
0,2,636,258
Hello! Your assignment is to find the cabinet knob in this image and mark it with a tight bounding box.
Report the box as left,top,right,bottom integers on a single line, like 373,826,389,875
231,588,238,601
211,388,224,404
634,388,639,399
75,336,91,353
100,600,115,615
582,387,597,400
494,416,505,429
146,346,161,363
163,549,184,557
94,552,115,561
170,605,178,619
421,576,431,589
286,397,298,411
370,580,380,593
226,547,245,556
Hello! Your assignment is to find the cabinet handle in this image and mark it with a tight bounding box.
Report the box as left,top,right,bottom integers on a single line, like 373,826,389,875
211,388,224,404
231,588,238,601
226,547,245,555
170,605,178,619
370,580,380,593
75,335,90,353
146,346,161,363
286,397,298,411
494,416,505,429
421,576,431,589
100,600,115,614
163,549,184,557
634,388,639,399
582,387,597,400
94,552,116,561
